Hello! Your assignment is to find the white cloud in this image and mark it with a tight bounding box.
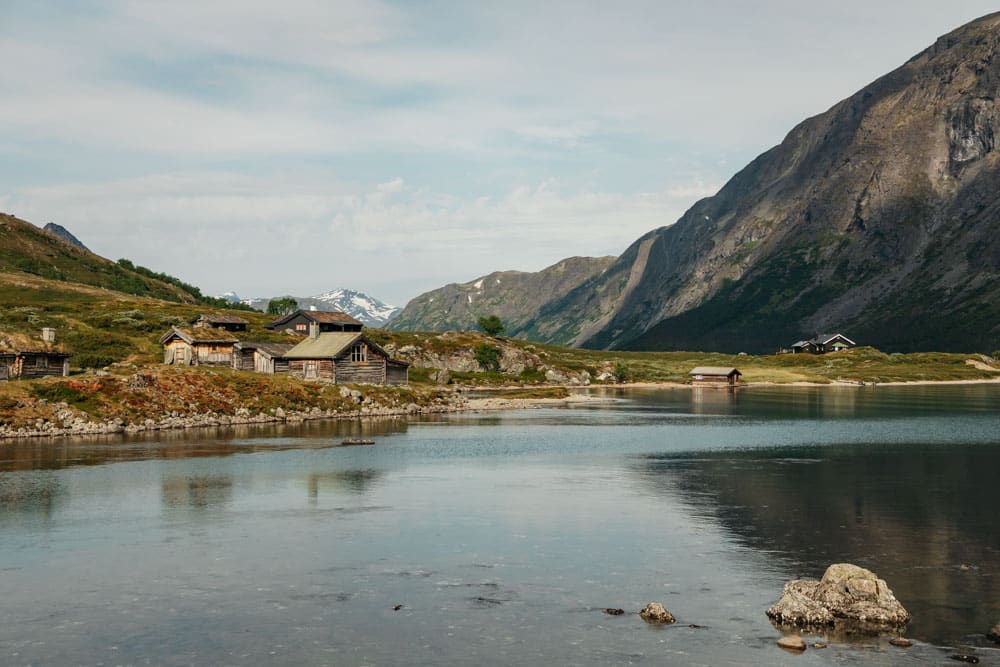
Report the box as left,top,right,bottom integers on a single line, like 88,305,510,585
4,172,717,303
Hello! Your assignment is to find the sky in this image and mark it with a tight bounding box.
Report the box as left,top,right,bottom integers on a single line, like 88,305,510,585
1,1,998,306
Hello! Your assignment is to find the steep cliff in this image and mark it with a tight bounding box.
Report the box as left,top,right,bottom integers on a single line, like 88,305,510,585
530,13,1000,352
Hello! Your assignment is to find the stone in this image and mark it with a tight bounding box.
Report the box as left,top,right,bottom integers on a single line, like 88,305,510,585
776,636,807,651
812,642,827,649
949,655,979,664
889,637,912,647
603,608,625,616
433,369,452,385
639,602,675,624
766,563,910,631
988,622,1000,642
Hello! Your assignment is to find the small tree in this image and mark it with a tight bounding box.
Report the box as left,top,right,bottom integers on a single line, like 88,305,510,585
474,343,502,372
267,297,298,315
613,361,632,383
477,315,505,337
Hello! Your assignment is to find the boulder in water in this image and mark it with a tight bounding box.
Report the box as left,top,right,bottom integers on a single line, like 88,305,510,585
766,563,910,630
639,602,675,624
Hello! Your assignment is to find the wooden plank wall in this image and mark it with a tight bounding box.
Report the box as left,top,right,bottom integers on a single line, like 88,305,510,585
335,360,386,384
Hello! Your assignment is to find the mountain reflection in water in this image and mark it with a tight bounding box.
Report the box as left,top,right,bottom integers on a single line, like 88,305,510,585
636,441,1000,644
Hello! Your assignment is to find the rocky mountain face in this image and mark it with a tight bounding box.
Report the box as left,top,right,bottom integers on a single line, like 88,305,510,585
521,12,1000,353
231,289,400,327
389,256,616,339
43,223,89,251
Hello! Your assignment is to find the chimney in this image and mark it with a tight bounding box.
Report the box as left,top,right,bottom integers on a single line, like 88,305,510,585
308,321,320,339
41,328,56,343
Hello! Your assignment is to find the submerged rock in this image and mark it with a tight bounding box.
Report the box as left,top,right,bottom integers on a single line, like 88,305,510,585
777,635,807,651
639,602,675,624
603,608,625,616
889,637,913,647
766,563,910,631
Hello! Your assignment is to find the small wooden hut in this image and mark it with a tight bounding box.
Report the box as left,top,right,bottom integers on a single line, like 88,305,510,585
160,327,238,366
0,330,72,380
284,329,408,384
688,366,742,386
232,341,295,374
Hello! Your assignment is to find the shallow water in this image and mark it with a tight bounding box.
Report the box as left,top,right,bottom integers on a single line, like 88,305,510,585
2,384,1000,665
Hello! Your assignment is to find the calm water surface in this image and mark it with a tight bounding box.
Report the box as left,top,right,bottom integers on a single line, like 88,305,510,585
2,385,1000,666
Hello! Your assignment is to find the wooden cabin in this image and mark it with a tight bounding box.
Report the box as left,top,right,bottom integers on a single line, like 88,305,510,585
0,330,72,380
284,330,408,384
688,366,742,386
790,333,855,354
160,327,238,366
266,309,363,334
190,313,249,332
232,341,295,375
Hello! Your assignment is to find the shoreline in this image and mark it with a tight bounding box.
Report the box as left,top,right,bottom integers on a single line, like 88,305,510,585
3,376,1000,442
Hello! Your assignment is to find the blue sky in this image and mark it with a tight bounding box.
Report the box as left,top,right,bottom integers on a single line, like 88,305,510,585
1,1,997,305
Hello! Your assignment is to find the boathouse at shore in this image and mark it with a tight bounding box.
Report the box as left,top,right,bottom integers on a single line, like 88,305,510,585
688,366,742,386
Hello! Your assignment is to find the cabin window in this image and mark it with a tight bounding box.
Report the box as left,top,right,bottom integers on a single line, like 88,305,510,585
295,324,307,332
35,356,48,368
350,344,367,362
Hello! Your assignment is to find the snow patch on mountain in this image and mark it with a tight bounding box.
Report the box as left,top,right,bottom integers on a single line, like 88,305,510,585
227,288,400,326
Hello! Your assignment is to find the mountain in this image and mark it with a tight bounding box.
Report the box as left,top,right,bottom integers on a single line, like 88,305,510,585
513,12,1000,353
389,256,616,336
43,223,89,251
239,289,400,326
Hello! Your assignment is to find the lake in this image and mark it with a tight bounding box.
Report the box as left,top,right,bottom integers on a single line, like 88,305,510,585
2,384,999,666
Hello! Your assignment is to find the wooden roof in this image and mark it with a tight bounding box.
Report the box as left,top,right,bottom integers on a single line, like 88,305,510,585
191,313,250,325
0,331,70,354
159,327,238,345
267,309,363,328
688,367,741,376
283,332,402,363
234,341,296,357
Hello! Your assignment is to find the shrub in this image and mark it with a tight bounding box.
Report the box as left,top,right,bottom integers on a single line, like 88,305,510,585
474,343,502,371
74,354,116,369
518,367,546,384
267,297,299,315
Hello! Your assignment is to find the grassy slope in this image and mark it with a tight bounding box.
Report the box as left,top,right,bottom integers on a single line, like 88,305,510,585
0,213,198,302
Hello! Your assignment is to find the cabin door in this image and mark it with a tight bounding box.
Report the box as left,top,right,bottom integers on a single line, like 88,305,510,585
0,364,7,381
305,361,318,380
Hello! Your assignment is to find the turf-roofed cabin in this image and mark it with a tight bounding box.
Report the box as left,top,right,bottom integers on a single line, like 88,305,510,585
266,309,363,334
688,367,742,386
284,326,408,385
0,329,72,380
160,327,238,366
190,313,249,332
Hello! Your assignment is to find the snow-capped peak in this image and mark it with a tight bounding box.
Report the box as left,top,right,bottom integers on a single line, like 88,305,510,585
308,288,400,326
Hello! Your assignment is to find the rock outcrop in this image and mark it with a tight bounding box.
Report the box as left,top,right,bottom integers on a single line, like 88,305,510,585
639,602,675,624
767,564,910,631
988,621,1000,642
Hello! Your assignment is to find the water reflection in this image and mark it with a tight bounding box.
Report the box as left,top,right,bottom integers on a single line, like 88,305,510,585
634,442,1000,644
161,474,234,511
307,469,383,503
0,472,65,524
0,417,413,472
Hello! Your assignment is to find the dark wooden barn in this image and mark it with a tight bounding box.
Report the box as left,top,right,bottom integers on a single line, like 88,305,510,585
265,309,363,334
284,331,408,384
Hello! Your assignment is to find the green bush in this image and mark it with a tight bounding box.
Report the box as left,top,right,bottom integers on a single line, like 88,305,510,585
74,354,116,369
474,343,502,371
518,367,546,383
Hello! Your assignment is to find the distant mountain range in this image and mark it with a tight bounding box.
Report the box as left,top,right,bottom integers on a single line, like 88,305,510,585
392,12,1000,353
388,256,615,335
220,288,400,327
